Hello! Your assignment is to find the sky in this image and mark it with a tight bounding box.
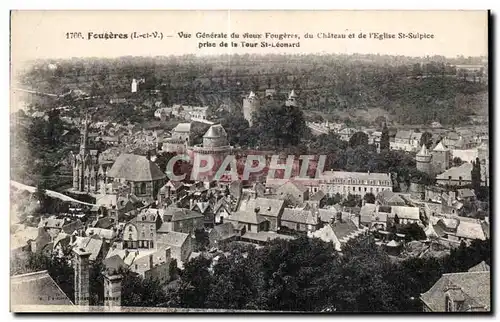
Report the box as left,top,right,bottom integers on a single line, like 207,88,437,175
11,10,488,66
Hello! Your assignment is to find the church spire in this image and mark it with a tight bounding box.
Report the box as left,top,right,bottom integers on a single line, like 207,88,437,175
80,112,90,156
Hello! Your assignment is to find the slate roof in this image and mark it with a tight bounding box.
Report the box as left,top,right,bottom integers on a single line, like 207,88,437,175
103,254,127,274
310,190,326,201
433,141,449,152
457,189,476,199
11,227,39,250
157,231,190,248
318,209,337,223
71,236,103,261
171,209,204,222
86,227,115,240
203,124,227,138
228,210,266,225
321,171,391,182
240,197,285,218
468,261,490,272
281,208,319,225
331,219,360,240
420,271,490,312
455,221,486,241
11,270,73,306
389,206,420,221
38,218,65,229
62,219,84,234
108,153,166,182
172,123,191,133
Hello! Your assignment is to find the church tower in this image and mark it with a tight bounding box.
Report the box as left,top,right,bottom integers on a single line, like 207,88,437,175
243,91,260,126
285,89,298,107
416,144,432,175
131,79,138,93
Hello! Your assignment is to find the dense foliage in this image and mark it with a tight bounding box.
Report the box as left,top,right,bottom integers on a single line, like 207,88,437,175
163,237,490,312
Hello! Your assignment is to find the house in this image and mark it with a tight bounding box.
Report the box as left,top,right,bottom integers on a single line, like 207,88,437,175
237,197,285,231
309,216,368,251
11,226,41,253
359,203,390,230
276,181,310,206
159,208,204,234
70,235,104,261
157,181,186,204
436,163,489,187
213,197,233,224
307,190,326,208
390,130,422,152
11,270,74,308
226,208,270,234
280,206,321,233
456,188,476,203
388,206,421,225
157,231,192,264
376,190,406,206
123,209,162,249
208,223,237,248
85,227,115,241
38,217,65,239
319,171,392,198
191,201,215,228
420,269,490,312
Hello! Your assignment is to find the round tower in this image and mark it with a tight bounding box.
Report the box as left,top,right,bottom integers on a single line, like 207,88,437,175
243,91,260,126
416,144,432,175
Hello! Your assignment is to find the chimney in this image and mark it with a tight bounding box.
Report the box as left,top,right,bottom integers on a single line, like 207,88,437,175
189,198,194,209
73,248,91,307
103,272,123,310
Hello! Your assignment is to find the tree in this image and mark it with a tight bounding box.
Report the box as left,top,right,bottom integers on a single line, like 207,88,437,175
380,123,390,151
452,156,463,167
419,131,433,149
363,192,376,204
121,268,168,307
252,102,307,148
176,256,213,308
342,194,362,208
348,131,369,148
325,193,342,206
471,157,481,196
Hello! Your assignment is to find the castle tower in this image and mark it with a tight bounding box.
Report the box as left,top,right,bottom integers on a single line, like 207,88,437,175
431,141,450,174
103,272,123,310
285,89,298,107
131,79,138,93
73,248,91,307
243,91,260,126
416,144,432,175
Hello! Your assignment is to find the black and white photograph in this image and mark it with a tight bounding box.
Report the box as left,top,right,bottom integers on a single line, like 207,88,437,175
9,10,491,313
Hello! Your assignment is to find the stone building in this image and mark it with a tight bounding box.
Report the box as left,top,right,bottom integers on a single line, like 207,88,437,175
242,91,260,126
285,89,298,107
106,153,167,200
318,171,392,198
163,123,192,153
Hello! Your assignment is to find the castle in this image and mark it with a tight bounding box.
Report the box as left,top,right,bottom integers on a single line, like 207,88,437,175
416,141,451,176
242,89,298,126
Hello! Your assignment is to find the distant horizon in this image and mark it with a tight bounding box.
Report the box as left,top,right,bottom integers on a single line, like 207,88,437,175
20,52,489,65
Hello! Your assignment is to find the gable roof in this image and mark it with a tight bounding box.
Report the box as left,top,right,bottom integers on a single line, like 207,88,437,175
157,231,190,248
103,254,127,275
468,261,490,272
420,271,490,312
209,223,236,241
281,208,318,225
108,153,166,182
71,236,103,261
389,206,420,221
455,221,486,240
310,190,326,201
240,197,285,218
172,123,191,133
11,270,73,306
171,209,204,221
227,209,266,225
433,141,449,152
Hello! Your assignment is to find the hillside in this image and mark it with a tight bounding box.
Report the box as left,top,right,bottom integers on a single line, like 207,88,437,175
16,54,488,126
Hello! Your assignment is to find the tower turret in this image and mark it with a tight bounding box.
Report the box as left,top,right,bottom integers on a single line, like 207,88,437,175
243,91,260,126
285,89,298,107
416,144,432,175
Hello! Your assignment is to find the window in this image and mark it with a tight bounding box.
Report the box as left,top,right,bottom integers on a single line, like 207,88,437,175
358,187,361,191
370,187,373,192
364,187,367,192
128,234,132,240
445,296,453,312
352,187,355,191
376,188,379,193
142,232,145,238
128,226,133,232
247,224,251,231
140,182,147,195
150,232,153,237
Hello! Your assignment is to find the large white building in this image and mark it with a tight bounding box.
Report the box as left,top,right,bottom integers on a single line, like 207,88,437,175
318,171,393,198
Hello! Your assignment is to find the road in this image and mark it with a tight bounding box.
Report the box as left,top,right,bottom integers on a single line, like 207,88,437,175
10,180,97,207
